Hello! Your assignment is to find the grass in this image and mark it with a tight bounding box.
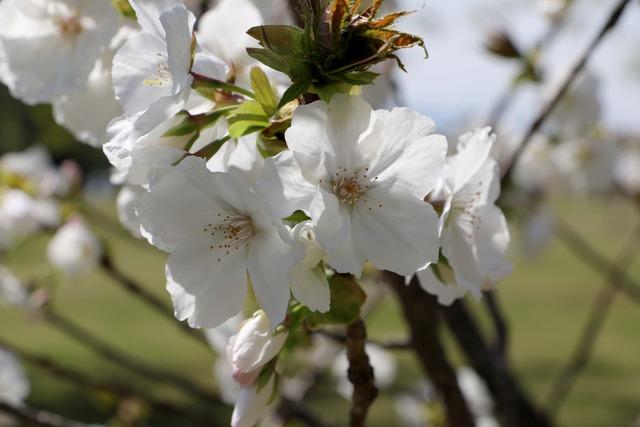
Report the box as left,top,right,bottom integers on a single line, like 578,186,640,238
1,196,639,426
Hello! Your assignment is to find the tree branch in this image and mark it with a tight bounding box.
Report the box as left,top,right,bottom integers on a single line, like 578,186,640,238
385,272,475,427
100,255,211,350
545,224,640,415
501,0,633,180
437,299,553,427
0,337,215,425
345,318,379,427
555,218,640,303
0,402,92,427
42,306,221,405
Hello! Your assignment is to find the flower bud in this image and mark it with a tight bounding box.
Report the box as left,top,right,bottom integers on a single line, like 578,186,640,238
231,375,276,427
226,310,287,386
47,219,102,278
290,221,324,269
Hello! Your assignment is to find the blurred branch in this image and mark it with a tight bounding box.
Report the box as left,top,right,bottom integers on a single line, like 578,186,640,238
385,272,475,427
312,329,411,350
555,218,640,303
345,318,379,427
483,290,509,356
545,224,640,415
0,401,92,427
438,299,553,427
0,337,216,425
100,255,211,351
501,0,633,180
278,398,335,427
42,306,222,405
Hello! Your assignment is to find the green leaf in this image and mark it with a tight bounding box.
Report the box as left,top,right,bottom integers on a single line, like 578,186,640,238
338,70,380,85
161,114,197,138
305,274,367,326
250,67,278,116
191,76,255,99
247,25,306,54
227,101,270,138
277,80,310,109
283,210,311,224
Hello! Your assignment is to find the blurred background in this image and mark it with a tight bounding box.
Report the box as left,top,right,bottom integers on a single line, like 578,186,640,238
0,0,639,426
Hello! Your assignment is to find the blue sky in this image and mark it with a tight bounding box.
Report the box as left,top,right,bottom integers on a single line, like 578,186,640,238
392,0,640,137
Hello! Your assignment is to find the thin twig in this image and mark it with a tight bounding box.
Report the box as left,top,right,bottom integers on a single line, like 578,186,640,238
0,337,216,425
555,218,640,303
312,329,412,350
545,225,640,414
42,306,221,405
0,402,92,427
501,0,633,180
278,398,336,427
385,272,475,427
100,255,211,350
345,318,379,427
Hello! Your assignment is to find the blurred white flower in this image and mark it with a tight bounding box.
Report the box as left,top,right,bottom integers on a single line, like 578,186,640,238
259,95,445,277
0,190,39,239
332,343,397,399
425,128,511,301
47,220,102,278
138,156,302,329
513,134,558,191
523,204,555,258
226,310,288,386
457,367,498,427
552,137,617,194
116,185,144,238
537,0,569,21
394,393,431,427
546,73,601,139
0,348,29,406
0,0,120,104
0,266,28,308
53,27,136,147
0,146,53,184
614,142,640,195
232,375,276,427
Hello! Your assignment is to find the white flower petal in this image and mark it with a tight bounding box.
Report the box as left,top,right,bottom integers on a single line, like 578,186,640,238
290,265,330,313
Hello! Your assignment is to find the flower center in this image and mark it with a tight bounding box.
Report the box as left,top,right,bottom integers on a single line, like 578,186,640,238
57,15,83,39
329,167,377,206
143,55,173,87
203,214,255,262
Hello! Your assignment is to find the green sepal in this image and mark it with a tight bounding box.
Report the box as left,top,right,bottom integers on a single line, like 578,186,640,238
304,274,367,326
283,210,311,224
227,101,271,138
250,67,278,116
278,80,311,109
112,0,136,19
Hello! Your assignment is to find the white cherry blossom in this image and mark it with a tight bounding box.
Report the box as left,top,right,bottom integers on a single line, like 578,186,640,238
47,220,102,278
425,128,511,301
552,137,617,194
259,95,446,277
112,0,226,133
116,185,145,238
0,0,120,104
0,266,28,308
0,348,29,406
512,134,558,191
137,156,303,329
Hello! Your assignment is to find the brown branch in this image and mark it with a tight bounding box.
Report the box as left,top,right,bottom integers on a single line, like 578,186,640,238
345,318,379,427
278,398,336,427
437,299,554,427
483,290,509,356
385,272,475,427
501,0,633,180
0,402,91,427
312,329,412,350
100,255,211,350
42,307,221,405
0,337,216,425
555,218,640,303
545,225,640,414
